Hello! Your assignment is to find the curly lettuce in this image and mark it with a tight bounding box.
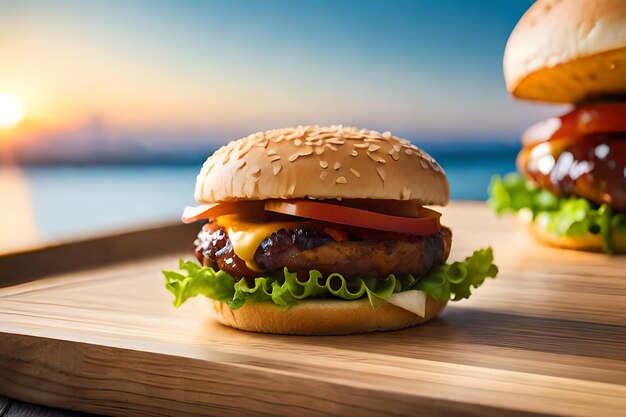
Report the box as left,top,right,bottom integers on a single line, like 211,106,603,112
488,173,626,254
415,247,499,301
163,248,498,310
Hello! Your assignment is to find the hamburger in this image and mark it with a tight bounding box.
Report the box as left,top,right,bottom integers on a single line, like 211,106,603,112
164,126,497,335
490,0,626,254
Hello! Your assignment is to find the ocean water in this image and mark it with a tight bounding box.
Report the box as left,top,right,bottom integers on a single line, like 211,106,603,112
6,154,516,248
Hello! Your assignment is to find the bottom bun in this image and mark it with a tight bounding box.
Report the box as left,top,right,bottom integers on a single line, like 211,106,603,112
204,297,448,335
528,219,626,254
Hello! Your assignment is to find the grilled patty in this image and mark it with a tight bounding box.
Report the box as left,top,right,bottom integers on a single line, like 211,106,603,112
195,223,452,283
518,133,626,211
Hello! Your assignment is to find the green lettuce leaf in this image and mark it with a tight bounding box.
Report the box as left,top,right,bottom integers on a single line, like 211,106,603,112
488,172,559,214
415,247,498,301
489,173,623,254
164,259,235,307
163,248,498,309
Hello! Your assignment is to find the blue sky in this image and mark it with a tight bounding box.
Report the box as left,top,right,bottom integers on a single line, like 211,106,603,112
0,0,566,152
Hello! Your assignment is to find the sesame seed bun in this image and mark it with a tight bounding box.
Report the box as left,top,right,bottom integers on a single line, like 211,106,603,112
194,126,449,205
504,0,626,104
526,216,626,254
204,297,448,335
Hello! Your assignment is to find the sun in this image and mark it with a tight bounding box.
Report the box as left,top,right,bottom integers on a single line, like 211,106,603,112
0,93,24,128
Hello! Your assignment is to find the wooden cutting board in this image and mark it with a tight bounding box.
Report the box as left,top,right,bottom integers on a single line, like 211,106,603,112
0,202,625,417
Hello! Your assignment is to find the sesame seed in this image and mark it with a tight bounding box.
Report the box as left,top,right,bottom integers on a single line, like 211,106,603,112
351,150,358,157
326,144,338,151
320,171,328,180
269,155,281,162
335,176,347,184
251,165,261,176
367,151,385,162
326,138,345,145
288,184,296,194
350,168,361,177
368,144,380,152
273,163,282,175
376,167,385,181
267,149,277,156
314,147,325,155
393,144,401,152
294,139,303,146
298,146,313,156
354,143,369,149
288,153,299,162
320,160,329,169
382,131,392,139
405,149,413,155
237,160,247,170
255,140,268,148
401,187,411,200
420,159,429,169
333,162,341,170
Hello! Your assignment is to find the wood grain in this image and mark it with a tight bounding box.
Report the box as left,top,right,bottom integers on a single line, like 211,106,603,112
0,223,197,288
0,202,624,417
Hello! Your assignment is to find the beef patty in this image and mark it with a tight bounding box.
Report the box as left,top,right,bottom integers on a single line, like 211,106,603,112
195,223,452,283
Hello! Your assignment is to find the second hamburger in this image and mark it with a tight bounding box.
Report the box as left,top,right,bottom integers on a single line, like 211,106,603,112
490,0,626,254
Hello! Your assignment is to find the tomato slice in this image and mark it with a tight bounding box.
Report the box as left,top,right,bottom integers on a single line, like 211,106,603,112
332,199,421,218
522,102,626,147
181,201,265,224
264,200,440,235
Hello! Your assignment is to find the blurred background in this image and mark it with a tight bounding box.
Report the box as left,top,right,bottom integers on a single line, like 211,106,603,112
0,0,564,252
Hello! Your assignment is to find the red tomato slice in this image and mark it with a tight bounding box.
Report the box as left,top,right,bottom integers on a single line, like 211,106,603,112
522,102,626,147
181,201,264,223
264,200,440,236
333,199,421,218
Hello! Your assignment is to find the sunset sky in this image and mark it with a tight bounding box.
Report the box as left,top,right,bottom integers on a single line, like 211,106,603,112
0,0,565,154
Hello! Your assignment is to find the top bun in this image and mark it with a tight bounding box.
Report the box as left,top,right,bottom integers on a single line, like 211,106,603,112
195,126,449,205
504,0,626,104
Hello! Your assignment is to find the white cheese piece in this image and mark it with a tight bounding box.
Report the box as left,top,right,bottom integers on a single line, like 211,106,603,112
385,290,427,317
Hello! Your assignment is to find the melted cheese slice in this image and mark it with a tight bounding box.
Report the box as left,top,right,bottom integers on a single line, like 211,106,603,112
216,215,303,272
385,290,427,317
